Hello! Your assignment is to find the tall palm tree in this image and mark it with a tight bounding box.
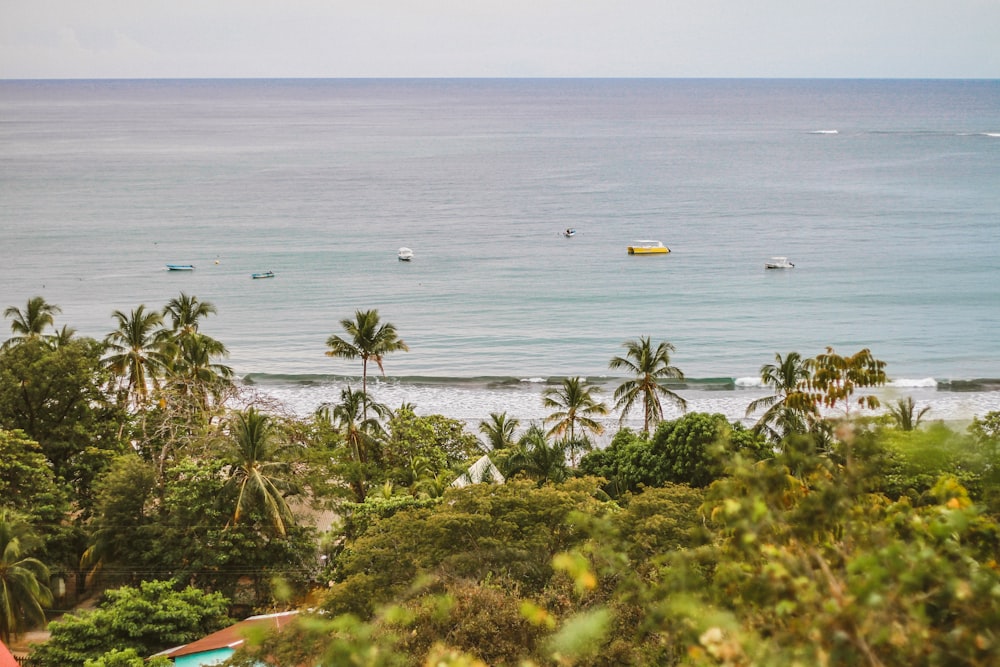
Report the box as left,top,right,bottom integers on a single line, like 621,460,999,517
325,309,409,413
223,408,297,536
478,412,520,451
609,336,686,433
2,296,60,349
103,305,169,407
886,396,930,431
160,293,230,408
542,377,609,448
318,386,391,502
745,351,815,440
163,292,217,336
0,510,52,644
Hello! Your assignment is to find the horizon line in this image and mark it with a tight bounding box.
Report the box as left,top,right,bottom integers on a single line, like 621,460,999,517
3,75,999,83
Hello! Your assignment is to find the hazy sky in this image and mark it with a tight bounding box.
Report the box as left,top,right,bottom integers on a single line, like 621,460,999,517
3,0,999,79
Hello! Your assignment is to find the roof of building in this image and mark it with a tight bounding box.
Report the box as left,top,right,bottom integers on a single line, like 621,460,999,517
155,610,298,659
451,454,505,488
0,640,19,667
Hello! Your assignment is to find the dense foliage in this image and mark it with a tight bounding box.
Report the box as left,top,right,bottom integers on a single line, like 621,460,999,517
29,580,230,667
2,296,998,665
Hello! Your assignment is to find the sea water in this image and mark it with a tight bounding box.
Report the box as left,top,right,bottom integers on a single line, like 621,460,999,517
2,79,999,432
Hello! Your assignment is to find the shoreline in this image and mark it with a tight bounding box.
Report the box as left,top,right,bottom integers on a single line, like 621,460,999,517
244,375,1000,441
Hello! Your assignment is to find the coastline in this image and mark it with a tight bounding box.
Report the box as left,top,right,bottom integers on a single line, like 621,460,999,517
243,373,1000,442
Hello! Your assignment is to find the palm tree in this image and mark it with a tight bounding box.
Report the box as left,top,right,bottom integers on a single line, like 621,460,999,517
3,296,60,349
325,309,409,415
47,324,76,349
478,412,520,451
223,408,297,536
542,377,609,451
412,471,453,499
609,336,687,433
318,386,391,502
745,351,815,441
886,396,930,431
0,510,53,644
163,292,217,336
503,424,568,485
103,305,169,407
160,294,230,408
166,331,234,409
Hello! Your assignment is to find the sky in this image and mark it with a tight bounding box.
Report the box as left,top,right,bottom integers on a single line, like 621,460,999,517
2,1,999,79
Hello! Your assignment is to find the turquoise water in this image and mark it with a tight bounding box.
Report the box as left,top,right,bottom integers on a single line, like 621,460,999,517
2,79,999,426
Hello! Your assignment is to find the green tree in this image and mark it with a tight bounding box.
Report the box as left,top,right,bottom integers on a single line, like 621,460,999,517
577,428,642,498
0,429,71,564
648,412,768,488
969,411,1000,511
325,309,408,413
580,414,767,493
223,407,298,536
609,336,686,433
384,407,483,487
30,580,231,667
0,337,124,509
84,648,171,667
135,458,317,607
2,296,61,350
0,510,53,644
323,478,607,619
103,305,168,408
690,440,1000,666
81,454,158,584
745,351,815,440
478,411,520,451
542,377,609,464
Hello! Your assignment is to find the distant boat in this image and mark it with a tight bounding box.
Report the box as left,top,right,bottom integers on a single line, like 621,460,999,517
765,257,795,269
398,247,414,261
251,271,275,279
563,228,577,237
166,264,194,271
627,240,669,255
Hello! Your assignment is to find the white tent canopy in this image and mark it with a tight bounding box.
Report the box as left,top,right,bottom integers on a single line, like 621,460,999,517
451,455,505,488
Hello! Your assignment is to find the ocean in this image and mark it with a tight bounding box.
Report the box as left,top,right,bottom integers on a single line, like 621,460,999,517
2,78,999,433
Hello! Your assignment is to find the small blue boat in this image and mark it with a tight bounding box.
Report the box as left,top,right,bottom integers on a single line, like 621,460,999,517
166,264,195,271
251,271,275,279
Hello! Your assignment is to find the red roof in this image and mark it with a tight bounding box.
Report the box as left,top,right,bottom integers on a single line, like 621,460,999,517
157,611,298,659
0,640,19,667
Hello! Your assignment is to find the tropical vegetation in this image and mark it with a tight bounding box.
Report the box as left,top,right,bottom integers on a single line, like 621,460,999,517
2,297,998,665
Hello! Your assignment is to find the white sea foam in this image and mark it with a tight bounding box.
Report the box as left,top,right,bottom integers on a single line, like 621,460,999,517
734,377,765,388
247,379,1000,449
810,129,839,134
888,377,938,388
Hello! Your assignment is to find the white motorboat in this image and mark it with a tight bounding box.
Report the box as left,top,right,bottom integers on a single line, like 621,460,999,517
398,247,414,261
765,257,795,269
563,228,577,238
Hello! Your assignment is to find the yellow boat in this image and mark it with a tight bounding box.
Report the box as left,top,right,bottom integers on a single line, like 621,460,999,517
627,240,670,255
